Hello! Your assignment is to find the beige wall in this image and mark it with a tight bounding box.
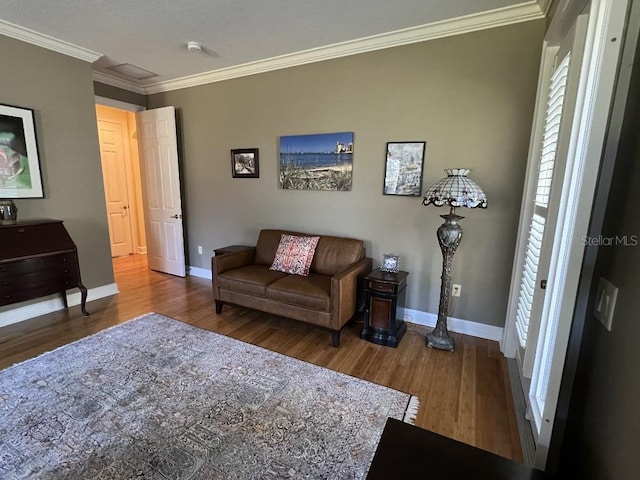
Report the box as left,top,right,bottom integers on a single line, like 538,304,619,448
148,20,544,327
0,35,114,306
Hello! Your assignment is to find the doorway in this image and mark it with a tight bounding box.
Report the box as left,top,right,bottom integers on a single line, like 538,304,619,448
95,104,147,258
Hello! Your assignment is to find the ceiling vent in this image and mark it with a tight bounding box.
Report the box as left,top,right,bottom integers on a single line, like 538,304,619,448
106,63,158,80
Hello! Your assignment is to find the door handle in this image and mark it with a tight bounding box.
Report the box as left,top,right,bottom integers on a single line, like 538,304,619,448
170,214,182,219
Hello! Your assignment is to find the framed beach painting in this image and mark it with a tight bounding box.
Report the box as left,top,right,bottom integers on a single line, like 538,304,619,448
0,104,43,198
279,132,353,191
231,148,259,178
383,141,425,196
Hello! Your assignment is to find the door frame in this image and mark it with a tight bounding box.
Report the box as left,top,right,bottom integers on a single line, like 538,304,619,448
95,96,147,258
96,106,138,257
501,0,629,469
95,96,145,113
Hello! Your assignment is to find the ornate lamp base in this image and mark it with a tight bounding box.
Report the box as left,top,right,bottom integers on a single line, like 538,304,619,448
426,329,455,351
426,211,463,352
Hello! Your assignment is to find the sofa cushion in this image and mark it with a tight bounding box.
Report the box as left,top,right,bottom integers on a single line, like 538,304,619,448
311,236,365,275
255,230,289,265
266,274,331,311
217,265,287,297
270,234,320,276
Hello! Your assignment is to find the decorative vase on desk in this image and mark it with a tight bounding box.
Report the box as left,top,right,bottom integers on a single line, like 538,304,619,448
0,199,17,225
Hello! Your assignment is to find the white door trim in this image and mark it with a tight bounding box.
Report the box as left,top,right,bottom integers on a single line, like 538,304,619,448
95,96,146,113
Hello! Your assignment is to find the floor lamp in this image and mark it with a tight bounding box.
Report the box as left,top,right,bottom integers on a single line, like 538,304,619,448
422,168,487,351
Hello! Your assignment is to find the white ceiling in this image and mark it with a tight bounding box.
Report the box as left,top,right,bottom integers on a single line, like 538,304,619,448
0,0,548,94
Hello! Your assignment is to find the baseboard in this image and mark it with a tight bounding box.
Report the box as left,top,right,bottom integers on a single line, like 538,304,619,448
403,308,504,342
0,283,120,328
188,266,212,280
137,247,147,254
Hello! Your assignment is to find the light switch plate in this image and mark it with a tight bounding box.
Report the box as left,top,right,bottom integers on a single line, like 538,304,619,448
594,277,618,331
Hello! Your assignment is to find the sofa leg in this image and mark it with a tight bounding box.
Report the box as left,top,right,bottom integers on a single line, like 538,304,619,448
215,300,223,314
331,330,340,348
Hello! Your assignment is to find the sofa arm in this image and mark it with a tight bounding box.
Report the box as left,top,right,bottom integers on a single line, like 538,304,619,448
211,248,256,304
211,247,256,275
330,256,373,329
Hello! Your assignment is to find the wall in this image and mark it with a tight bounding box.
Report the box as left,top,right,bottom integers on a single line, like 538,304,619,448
0,35,115,316
147,20,544,328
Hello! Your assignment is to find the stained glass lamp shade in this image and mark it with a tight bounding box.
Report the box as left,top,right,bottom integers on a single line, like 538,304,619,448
423,168,487,210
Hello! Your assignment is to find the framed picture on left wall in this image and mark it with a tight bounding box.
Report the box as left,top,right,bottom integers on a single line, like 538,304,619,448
231,148,259,178
0,103,43,198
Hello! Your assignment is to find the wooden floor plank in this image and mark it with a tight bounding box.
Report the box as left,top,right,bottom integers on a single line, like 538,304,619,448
0,254,523,462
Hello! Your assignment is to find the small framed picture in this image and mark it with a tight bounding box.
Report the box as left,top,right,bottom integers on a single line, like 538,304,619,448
231,148,259,178
383,141,426,196
380,253,400,273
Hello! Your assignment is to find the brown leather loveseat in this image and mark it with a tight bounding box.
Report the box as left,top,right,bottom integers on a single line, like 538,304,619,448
211,229,372,346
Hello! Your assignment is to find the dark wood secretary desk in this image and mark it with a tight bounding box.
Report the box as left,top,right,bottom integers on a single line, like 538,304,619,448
0,219,89,316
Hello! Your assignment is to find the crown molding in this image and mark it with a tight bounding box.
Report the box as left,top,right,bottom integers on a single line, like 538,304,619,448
537,0,554,15
145,0,546,94
0,18,101,62
92,71,147,95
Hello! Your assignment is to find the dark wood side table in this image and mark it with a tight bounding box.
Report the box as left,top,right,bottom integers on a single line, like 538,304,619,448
361,268,408,347
213,245,252,256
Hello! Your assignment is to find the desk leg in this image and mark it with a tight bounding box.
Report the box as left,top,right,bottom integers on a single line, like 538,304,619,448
78,284,89,316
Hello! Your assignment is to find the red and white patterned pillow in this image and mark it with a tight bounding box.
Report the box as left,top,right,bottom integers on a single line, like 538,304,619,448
269,234,320,276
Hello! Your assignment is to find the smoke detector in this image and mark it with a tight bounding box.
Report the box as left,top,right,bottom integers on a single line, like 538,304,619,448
187,41,202,53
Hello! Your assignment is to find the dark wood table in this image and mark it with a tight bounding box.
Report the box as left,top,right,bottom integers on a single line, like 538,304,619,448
213,245,252,256
367,418,554,479
360,268,408,347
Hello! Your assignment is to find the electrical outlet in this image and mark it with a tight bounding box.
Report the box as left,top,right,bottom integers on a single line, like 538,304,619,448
197,245,203,255
452,284,461,297
594,277,617,331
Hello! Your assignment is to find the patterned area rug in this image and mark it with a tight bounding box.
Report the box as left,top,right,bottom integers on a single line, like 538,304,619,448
0,313,419,479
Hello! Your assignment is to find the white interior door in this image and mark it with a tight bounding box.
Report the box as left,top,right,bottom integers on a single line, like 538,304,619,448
97,112,134,257
135,107,186,277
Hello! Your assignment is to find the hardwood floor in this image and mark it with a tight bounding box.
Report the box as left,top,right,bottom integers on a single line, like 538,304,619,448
0,254,523,463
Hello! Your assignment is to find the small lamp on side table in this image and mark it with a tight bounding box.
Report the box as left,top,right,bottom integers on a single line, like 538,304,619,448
422,168,487,351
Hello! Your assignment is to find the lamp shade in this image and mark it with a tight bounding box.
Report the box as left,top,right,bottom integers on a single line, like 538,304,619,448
422,168,487,209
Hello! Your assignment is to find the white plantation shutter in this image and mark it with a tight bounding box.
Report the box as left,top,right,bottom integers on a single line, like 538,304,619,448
514,53,571,352
536,55,570,208
515,214,546,348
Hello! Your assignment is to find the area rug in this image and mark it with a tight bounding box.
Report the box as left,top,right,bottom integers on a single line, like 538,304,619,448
0,313,419,479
